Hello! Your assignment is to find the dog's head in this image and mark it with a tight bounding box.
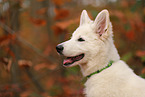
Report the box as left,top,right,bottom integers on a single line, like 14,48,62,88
56,9,113,68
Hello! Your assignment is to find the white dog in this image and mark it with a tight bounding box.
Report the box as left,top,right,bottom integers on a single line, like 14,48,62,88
56,9,145,97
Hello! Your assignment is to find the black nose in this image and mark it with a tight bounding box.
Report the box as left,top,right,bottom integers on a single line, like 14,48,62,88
56,45,64,54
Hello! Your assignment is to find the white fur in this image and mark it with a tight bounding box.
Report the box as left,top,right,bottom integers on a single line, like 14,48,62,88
58,9,145,97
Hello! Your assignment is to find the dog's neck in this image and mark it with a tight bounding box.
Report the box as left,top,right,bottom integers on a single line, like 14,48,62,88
79,38,120,77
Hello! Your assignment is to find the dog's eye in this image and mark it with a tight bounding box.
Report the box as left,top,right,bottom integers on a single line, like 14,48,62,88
78,38,85,42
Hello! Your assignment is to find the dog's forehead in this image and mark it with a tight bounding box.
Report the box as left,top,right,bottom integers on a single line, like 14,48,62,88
72,25,94,37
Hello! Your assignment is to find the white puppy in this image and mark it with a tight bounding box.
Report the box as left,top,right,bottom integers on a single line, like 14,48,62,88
56,9,145,97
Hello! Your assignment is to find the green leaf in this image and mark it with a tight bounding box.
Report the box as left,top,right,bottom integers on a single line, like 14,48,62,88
66,66,80,76
141,56,145,62
140,74,145,79
124,23,131,31
121,52,133,62
130,0,141,12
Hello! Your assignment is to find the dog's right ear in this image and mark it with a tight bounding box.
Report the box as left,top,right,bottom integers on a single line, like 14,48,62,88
92,9,112,38
80,10,91,26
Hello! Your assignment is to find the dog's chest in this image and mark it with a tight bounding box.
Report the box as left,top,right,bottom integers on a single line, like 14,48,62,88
83,63,126,97
84,73,120,97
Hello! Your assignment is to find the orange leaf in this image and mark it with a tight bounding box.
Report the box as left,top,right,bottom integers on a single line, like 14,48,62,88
18,60,32,68
29,17,46,26
126,30,135,41
20,91,32,97
54,17,79,30
136,50,145,57
11,84,20,92
121,0,129,7
41,93,51,97
52,0,64,6
34,63,46,71
142,67,145,74
0,34,16,47
48,63,57,70
36,8,47,15
34,63,57,71
46,78,55,88
111,11,126,23
52,0,71,5
54,8,69,20
52,17,79,35
4,47,15,58
43,44,52,56
51,25,63,35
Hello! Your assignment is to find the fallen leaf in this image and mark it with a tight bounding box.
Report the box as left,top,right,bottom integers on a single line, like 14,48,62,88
18,60,32,68
0,58,12,72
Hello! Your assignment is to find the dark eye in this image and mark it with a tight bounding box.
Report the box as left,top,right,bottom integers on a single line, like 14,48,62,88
78,38,85,42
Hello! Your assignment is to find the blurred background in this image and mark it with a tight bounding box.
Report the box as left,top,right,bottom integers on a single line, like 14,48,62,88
0,0,145,97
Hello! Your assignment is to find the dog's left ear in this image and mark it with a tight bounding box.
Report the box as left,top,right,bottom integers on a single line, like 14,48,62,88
92,9,112,37
80,10,92,26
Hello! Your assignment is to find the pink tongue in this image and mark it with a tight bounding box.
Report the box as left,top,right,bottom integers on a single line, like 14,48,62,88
63,58,73,65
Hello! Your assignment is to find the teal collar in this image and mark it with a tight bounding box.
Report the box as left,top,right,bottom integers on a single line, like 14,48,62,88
86,60,114,78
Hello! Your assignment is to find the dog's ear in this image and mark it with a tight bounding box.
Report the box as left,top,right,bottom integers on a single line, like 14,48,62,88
80,10,91,26
93,9,111,37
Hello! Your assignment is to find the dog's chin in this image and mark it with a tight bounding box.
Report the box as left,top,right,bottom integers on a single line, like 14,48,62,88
63,54,85,67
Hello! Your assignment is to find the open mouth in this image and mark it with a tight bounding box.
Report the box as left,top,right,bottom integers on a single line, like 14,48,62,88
63,54,84,66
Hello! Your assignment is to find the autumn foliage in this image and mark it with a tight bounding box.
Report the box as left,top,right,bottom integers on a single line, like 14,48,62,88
0,0,145,97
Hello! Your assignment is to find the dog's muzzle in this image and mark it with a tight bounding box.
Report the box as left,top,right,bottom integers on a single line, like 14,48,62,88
56,45,64,55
